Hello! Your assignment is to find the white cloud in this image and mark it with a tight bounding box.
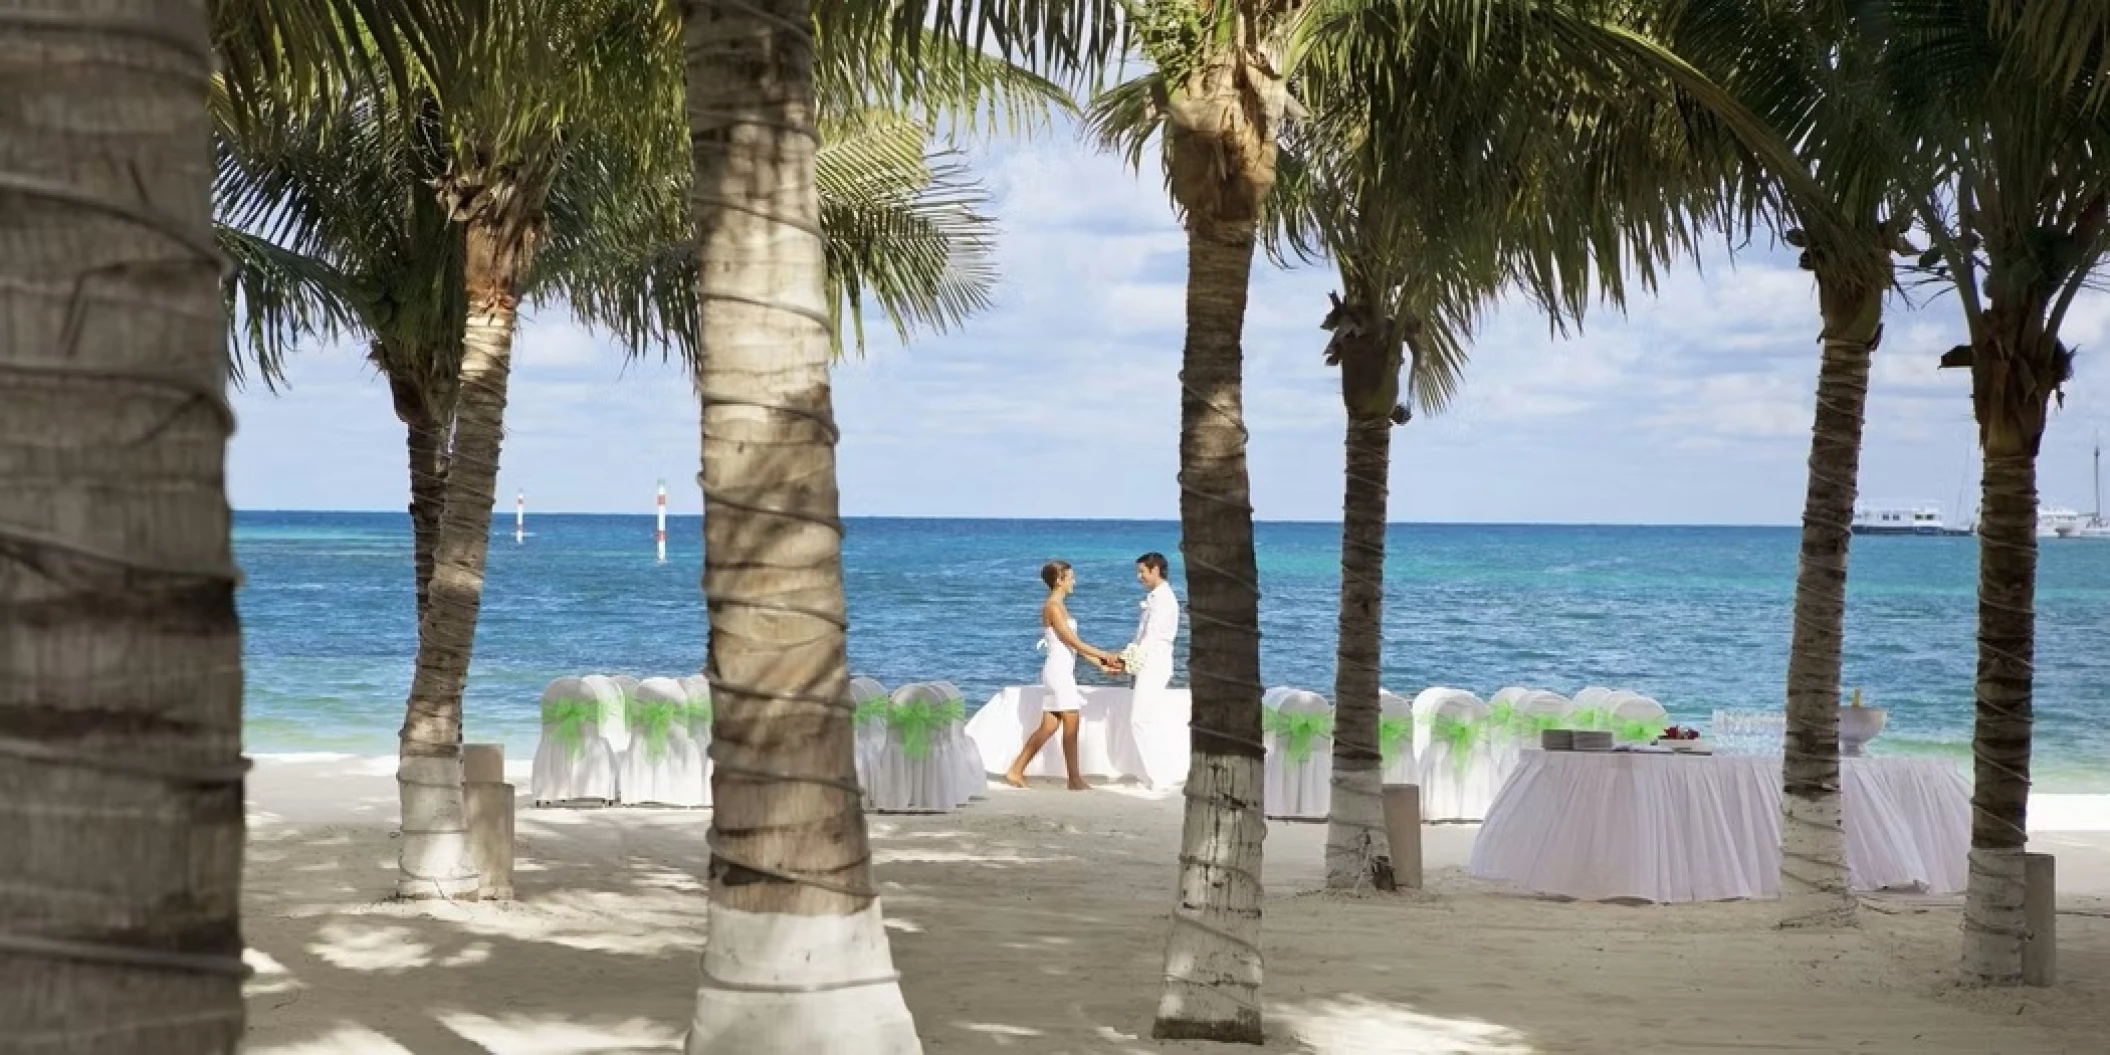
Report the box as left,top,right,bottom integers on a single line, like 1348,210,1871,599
229,119,2110,524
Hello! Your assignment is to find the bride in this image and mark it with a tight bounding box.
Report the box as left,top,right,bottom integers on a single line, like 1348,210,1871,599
1004,560,1117,790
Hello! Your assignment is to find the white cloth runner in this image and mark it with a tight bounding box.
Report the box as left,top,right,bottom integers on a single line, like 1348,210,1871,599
1470,751,1971,902
965,685,1192,788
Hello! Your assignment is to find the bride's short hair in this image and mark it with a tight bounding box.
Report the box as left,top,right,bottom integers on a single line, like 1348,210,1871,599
1041,560,1072,588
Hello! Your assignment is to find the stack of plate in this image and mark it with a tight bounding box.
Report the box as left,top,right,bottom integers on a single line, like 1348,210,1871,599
1540,729,1574,751
1572,730,1614,753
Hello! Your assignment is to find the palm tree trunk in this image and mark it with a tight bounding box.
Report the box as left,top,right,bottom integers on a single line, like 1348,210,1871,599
387,365,452,629
394,214,531,899
1327,416,1391,887
1324,292,1397,889
680,1,918,1050
1960,322,2053,985
0,3,246,1048
1153,222,1269,1044
1779,274,1880,928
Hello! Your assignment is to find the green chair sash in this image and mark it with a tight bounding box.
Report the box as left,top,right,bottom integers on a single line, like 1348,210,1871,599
1610,716,1664,743
1263,708,1334,763
542,698,597,754
684,698,714,732
1489,699,1517,731
632,697,683,759
854,696,892,727
1378,716,1413,765
887,700,947,759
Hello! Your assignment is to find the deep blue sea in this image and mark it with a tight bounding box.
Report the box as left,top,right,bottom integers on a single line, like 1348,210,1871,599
238,511,2110,791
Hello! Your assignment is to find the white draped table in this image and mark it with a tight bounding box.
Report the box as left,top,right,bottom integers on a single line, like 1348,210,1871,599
1470,751,1971,903
965,686,1191,788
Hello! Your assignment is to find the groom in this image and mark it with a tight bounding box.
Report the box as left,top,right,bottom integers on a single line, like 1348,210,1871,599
1115,551,1179,694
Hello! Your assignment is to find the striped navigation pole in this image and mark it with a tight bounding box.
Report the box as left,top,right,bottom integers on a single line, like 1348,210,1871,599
514,490,525,544
655,479,667,563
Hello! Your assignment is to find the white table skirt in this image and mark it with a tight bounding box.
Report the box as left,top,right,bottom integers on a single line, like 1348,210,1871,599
1470,751,1971,903
965,686,1191,788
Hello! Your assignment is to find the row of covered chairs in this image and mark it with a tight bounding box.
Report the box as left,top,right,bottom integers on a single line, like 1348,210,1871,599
530,673,714,807
1260,685,1672,822
850,677,984,813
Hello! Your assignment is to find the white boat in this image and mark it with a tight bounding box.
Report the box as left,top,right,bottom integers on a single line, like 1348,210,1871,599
2057,435,2108,538
2042,505,2083,538
1851,505,1963,536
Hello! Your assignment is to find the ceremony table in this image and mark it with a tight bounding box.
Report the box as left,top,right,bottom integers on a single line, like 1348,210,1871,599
1470,750,1971,903
965,685,1191,788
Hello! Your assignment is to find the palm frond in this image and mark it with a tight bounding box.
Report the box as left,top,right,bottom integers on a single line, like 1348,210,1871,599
821,0,1129,96
818,112,1002,355
216,225,363,389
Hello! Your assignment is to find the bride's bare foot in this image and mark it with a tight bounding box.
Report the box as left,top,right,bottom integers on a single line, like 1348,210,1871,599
1002,771,1028,789
1067,779,1091,791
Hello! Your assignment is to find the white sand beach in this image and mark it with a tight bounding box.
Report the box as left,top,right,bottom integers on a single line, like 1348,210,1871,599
245,755,2110,1054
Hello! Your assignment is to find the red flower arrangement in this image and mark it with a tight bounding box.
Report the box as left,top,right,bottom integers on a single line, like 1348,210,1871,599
1659,725,1701,741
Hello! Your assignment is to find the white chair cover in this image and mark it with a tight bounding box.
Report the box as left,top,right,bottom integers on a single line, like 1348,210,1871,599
1494,690,1573,785
867,682,967,812
582,673,631,752
530,676,619,805
677,674,715,806
677,675,713,736
847,675,890,804
1568,686,1615,730
1378,690,1418,785
1411,687,1498,822
1263,689,1334,820
926,680,985,801
618,677,709,807
1262,686,1299,710
1608,693,1669,742
1484,685,1534,772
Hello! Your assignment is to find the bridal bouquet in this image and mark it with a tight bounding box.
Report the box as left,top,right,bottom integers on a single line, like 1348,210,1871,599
1118,643,1146,674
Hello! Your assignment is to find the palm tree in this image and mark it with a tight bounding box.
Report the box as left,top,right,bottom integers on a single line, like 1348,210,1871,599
218,37,1017,902
1081,0,1310,1034
220,94,1002,621
1888,0,2110,985
1258,0,1755,890
0,0,447,1047
1268,161,1490,894
1659,0,1922,929
676,0,1120,1047
1090,0,1811,1025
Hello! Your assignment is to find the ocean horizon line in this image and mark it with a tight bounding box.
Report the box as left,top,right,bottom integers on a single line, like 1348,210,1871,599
235,508,1809,530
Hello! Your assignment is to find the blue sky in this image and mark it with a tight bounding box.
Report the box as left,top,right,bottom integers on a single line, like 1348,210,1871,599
228,120,2110,524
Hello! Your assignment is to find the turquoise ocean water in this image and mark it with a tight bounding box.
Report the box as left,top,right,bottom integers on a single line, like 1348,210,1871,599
238,511,2110,791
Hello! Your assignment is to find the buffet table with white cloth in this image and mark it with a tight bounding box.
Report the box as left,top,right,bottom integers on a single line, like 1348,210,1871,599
1470,751,1970,903
965,685,1191,787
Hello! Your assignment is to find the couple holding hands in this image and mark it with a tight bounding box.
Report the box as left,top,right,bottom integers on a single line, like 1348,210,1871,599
1003,551,1179,789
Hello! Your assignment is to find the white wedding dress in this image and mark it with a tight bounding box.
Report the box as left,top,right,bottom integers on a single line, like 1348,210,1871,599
1039,619,1084,712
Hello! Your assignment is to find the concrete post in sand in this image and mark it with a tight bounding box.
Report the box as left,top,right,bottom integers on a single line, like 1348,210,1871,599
463,743,515,900
1381,784,1423,890
2024,852,2056,986
463,743,506,784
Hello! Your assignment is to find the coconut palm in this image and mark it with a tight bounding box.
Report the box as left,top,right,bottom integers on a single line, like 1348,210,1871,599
1266,149,1494,894
676,0,1123,1046
219,93,1004,627
1657,0,1927,929
1887,0,2110,985
1255,0,1753,891
218,43,1020,902
1089,0,1815,1028
0,0,447,1048
1080,0,1309,1034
